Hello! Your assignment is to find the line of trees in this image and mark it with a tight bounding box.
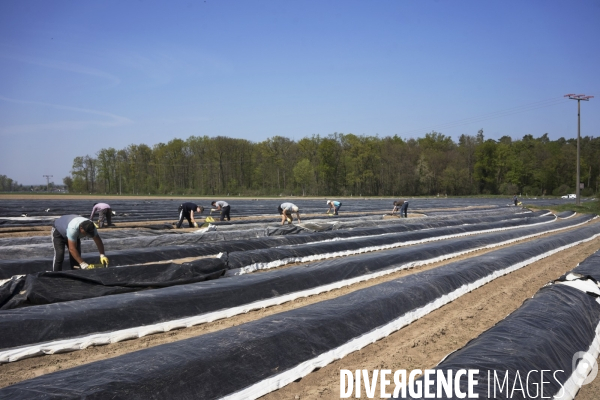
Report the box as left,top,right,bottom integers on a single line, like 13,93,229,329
0,175,67,193
63,131,600,197
0,175,22,192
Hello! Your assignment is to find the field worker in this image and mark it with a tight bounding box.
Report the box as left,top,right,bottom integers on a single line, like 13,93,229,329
278,202,301,225
90,202,112,228
326,200,342,215
176,202,204,228
211,200,231,221
392,200,409,218
51,215,108,271
513,195,519,206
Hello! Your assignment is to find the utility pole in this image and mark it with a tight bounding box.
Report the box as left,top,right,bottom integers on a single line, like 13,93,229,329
565,94,594,206
42,175,53,192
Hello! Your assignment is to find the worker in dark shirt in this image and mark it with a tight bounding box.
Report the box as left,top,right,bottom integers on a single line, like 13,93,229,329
176,202,204,228
51,214,108,271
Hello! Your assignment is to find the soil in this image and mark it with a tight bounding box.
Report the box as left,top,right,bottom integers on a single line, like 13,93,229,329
1,196,598,397
1,221,600,399
263,236,600,400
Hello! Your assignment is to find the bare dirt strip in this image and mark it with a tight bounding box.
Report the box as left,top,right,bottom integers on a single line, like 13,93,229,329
1,221,599,398
261,236,600,400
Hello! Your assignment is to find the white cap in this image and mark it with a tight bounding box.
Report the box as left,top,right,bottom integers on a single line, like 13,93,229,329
326,200,331,204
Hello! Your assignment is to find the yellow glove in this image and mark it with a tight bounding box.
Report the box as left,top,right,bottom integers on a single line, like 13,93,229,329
193,222,198,228
100,254,109,267
94,222,99,228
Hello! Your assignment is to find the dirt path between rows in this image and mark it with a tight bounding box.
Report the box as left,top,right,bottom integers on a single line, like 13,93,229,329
1,220,598,392
261,237,600,400
0,212,423,238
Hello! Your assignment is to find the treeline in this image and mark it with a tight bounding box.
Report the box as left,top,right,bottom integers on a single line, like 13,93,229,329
64,131,600,197
0,175,24,192
0,176,66,193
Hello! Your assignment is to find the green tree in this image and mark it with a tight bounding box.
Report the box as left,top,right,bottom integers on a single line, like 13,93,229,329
293,159,314,196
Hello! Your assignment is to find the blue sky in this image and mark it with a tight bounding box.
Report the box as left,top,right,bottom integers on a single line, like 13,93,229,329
1,0,599,185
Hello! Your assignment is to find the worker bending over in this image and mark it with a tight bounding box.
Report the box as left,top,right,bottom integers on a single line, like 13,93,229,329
278,202,301,225
90,202,112,228
211,201,231,221
326,200,342,215
392,200,409,218
177,202,204,228
51,215,109,271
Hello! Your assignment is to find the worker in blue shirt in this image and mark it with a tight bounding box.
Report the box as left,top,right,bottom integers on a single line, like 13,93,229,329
51,215,109,271
326,200,342,215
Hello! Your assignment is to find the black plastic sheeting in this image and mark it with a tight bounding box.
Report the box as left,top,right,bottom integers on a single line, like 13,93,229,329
566,249,600,280
0,212,542,268
402,287,600,399
2,222,599,399
0,197,527,220
0,210,547,274
0,224,303,250
0,214,595,354
0,212,550,262
399,246,600,399
0,257,226,309
0,212,559,281
557,210,576,218
0,225,309,260
0,209,531,256
226,214,556,270
0,214,558,310
0,228,184,247
208,211,380,226
0,196,587,230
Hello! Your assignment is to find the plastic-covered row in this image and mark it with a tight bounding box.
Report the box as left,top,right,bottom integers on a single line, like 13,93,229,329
0,210,547,278
401,249,600,399
0,258,226,309
0,214,562,310
0,214,594,364
226,214,556,272
0,209,538,258
0,214,553,309
1,220,598,398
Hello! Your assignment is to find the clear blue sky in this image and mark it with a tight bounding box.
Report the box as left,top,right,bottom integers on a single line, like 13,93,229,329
1,0,599,185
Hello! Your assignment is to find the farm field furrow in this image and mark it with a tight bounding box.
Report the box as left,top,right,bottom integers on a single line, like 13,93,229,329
0,197,598,399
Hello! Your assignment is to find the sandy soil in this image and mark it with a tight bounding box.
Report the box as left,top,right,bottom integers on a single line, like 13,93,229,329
262,236,600,400
1,221,599,397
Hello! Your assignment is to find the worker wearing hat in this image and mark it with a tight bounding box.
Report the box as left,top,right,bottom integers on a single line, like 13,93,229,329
326,200,342,215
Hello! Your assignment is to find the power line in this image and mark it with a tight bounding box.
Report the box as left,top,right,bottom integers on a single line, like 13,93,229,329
42,175,53,192
565,94,594,206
